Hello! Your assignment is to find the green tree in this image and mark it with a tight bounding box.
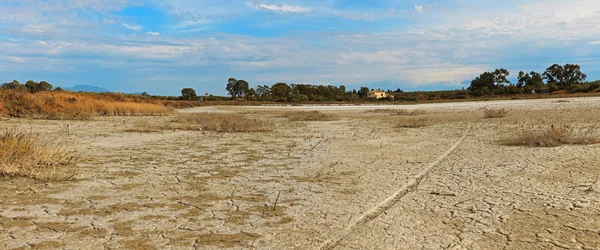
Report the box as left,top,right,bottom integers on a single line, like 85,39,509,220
39,81,53,92
226,78,237,98
1,80,27,91
469,69,510,95
543,64,586,90
271,82,292,102
357,87,370,99
256,85,271,97
181,88,197,100
225,78,250,98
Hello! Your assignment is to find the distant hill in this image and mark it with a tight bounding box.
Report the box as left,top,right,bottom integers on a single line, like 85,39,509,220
64,85,111,93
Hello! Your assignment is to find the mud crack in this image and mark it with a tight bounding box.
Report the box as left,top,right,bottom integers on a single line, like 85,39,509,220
318,124,471,250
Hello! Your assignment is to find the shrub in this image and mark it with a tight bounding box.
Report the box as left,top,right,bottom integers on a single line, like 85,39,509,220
283,111,337,121
503,124,600,147
396,117,428,128
483,108,508,118
0,128,78,181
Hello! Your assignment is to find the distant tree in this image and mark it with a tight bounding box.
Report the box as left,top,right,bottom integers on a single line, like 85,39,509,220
226,78,237,98
528,71,544,90
562,64,587,88
1,80,27,91
25,80,37,93
54,86,64,92
225,78,250,98
235,80,249,98
543,63,586,89
256,85,271,97
141,91,150,96
468,69,510,95
271,82,292,101
357,87,370,98
517,71,530,88
181,88,197,100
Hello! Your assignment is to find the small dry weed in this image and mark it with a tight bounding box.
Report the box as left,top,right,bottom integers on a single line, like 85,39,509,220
371,109,423,116
127,113,272,132
283,111,337,121
396,117,428,128
503,124,600,147
484,108,508,118
0,128,78,181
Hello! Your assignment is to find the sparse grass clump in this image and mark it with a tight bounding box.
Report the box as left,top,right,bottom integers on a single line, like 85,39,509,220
0,128,77,181
396,117,428,128
128,113,272,132
175,113,272,132
371,109,423,116
503,124,600,147
283,111,337,121
483,108,508,118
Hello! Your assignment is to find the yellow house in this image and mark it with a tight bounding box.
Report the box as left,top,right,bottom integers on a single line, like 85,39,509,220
367,90,394,100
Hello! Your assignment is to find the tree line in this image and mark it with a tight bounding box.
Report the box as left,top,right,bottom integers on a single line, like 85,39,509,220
223,77,403,102
468,63,589,96
1,80,58,93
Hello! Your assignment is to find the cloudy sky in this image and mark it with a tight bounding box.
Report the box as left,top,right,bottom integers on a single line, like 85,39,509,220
0,0,599,95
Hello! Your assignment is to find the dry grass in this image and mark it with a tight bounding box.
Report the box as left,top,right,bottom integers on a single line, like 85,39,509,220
503,124,600,147
483,108,508,118
396,117,428,128
0,90,174,119
371,109,423,116
0,128,78,181
127,113,272,133
283,111,337,121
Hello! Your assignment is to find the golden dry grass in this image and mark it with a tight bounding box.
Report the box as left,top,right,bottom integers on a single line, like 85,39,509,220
502,124,600,147
283,111,337,121
483,108,508,118
0,128,78,181
0,90,174,119
127,113,272,133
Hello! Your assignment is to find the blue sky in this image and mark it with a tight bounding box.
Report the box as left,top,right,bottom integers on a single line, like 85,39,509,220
0,0,599,96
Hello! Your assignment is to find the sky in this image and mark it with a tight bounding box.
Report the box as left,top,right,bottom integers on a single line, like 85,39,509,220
0,0,599,96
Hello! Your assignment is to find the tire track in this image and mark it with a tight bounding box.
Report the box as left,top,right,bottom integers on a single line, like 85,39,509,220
318,124,471,250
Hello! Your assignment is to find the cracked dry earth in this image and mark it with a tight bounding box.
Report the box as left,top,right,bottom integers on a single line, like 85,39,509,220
2,97,600,250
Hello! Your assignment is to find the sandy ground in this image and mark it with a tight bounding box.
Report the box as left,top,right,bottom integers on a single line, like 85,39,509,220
1,97,600,249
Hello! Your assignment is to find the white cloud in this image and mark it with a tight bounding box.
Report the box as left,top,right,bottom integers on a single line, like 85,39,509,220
122,23,142,31
248,3,311,13
588,41,600,45
147,31,160,36
415,5,423,13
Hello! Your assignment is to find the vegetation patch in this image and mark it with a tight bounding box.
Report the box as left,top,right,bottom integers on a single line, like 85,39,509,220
128,113,272,133
502,124,600,147
0,90,173,119
371,109,423,116
396,117,428,128
483,108,509,118
0,128,78,181
283,111,337,121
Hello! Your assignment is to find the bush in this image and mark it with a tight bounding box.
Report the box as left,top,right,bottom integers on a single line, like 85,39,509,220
0,128,78,181
503,124,600,147
396,117,428,128
483,108,508,118
283,111,337,121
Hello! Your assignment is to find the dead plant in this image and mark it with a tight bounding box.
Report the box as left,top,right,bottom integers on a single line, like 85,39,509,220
283,111,337,121
396,117,428,128
0,128,78,181
483,108,508,118
502,124,600,147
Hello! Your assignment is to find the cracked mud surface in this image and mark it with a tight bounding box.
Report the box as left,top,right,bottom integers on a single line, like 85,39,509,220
2,97,600,249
